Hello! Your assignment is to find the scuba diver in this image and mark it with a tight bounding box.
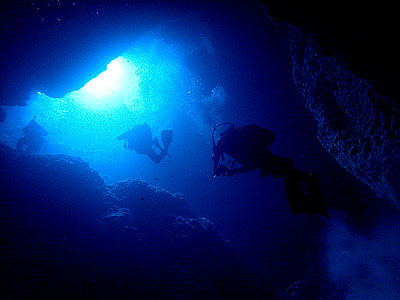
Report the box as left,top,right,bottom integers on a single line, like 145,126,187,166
16,116,48,152
212,123,329,218
117,123,173,164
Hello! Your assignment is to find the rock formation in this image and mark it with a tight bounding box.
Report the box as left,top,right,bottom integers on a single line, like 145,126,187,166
260,0,400,208
0,144,266,299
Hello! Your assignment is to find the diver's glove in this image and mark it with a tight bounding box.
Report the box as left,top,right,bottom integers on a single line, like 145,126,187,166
214,165,229,177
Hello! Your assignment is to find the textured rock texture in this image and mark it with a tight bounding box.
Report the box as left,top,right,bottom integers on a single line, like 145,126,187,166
279,275,342,300
289,27,400,208
0,145,266,299
261,0,400,208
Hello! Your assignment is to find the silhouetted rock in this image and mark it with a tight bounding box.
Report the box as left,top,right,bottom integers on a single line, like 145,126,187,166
0,144,267,299
260,0,400,209
261,0,400,98
110,179,196,219
279,275,343,300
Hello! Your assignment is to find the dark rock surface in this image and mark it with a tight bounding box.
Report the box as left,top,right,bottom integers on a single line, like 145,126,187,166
260,0,400,208
0,144,267,299
260,0,399,98
279,274,342,300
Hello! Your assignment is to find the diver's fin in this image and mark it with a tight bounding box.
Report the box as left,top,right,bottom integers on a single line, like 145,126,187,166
161,130,173,150
307,173,329,218
285,173,329,218
284,175,307,214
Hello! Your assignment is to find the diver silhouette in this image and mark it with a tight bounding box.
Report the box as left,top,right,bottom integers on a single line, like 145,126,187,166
212,123,329,218
16,116,48,152
117,123,173,164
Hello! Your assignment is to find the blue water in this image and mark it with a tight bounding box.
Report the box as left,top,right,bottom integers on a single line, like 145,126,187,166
1,1,399,299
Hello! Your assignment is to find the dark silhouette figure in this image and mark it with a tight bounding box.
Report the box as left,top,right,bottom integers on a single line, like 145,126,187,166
16,116,48,152
117,123,173,164
212,124,329,218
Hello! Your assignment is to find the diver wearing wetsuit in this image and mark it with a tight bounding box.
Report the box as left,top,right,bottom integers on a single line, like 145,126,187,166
117,123,172,164
212,123,329,218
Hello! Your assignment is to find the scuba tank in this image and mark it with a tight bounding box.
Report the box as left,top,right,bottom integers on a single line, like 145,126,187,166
212,123,237,173
212,123,236,149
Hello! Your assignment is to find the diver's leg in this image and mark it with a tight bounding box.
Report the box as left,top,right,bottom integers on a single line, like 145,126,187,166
282,157,309,182
284,158,329,217
280,158,306,212
161,130,173,150
306,173,329,218
262,155,311,213
284,174,308,213
226,165,256,176
152,137,160,149
146,148,169,164
152,137,171,158
259,155,302,179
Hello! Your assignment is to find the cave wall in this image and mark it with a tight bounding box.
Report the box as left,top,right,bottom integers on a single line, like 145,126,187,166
0,144,268,299
290,26,400,208
261,0,400,208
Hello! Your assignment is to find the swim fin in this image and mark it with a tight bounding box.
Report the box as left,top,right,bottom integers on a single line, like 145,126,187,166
284,173,329,218
284,175,308,214
307,173,329,218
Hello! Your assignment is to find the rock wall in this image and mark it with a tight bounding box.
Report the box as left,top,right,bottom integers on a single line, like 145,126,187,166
0,145,267,299
289,27,400,208
261,0,400,208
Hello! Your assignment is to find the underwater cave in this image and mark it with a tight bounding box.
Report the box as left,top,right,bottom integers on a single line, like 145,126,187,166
1,0,400,299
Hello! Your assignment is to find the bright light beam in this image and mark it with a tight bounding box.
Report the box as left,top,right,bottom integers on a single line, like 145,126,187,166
70,56,139,110
84,57,125,97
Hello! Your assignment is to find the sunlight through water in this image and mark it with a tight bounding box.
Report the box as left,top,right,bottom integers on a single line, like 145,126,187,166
0,33,201,160
72,56,140,110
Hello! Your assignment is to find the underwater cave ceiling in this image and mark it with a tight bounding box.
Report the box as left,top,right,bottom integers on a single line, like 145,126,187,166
0,0,398,105
1,0,400,207
0,0,153,106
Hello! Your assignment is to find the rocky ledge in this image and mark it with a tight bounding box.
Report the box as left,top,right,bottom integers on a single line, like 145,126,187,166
0,145,266,299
